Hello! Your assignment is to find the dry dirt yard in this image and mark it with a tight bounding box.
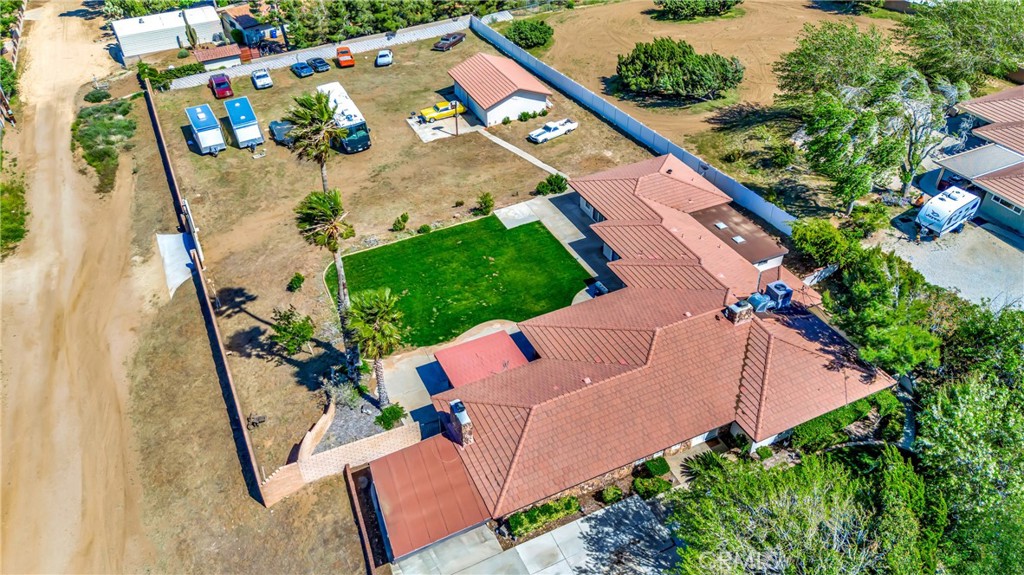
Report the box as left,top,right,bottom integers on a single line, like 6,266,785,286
151,32,652,468
537,0,898,146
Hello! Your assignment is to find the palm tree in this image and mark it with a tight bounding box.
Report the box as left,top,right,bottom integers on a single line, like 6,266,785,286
349,288,403,407
284,91,347,195
295,189,354,348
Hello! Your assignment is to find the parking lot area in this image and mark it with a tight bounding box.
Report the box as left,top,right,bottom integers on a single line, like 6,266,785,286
150,32,652,467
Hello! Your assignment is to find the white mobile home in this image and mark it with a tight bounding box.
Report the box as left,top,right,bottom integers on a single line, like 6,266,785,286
112,6,222,60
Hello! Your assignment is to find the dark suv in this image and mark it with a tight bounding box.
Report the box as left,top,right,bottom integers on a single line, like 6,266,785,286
432,32,466,52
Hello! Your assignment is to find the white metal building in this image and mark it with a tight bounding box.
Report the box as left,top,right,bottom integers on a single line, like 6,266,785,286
112,6,222,59
447,53,551,126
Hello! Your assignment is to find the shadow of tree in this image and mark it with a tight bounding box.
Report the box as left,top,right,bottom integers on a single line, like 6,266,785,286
59,1,104,20
705,103,797,133
573,496,678,575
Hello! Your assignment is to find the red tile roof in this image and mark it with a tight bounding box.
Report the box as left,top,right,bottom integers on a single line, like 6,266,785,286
193,43,241,62
370,434,490,559
975,162,1024,207
448,53,552,109
434,331,529,387
974,120,1024,156
959,85,1024,125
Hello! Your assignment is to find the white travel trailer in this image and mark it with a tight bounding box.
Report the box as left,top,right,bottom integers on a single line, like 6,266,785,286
916,186,980,237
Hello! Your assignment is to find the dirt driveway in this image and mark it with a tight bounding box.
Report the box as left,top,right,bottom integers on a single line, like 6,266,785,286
539,0,897,144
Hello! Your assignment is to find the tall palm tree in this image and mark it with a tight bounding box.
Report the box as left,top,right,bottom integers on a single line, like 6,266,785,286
295,189,355,348
349,288,403,407
284,91,347,195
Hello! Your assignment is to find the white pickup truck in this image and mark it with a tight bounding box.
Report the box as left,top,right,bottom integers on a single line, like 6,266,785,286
528,118,578,144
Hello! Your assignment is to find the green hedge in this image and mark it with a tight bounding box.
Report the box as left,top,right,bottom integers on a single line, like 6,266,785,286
644,456,670,477
791,398,872,451
601,485,623,504
503,19,553,50
507,496,580,537
633,476,671,499
138,62,206,90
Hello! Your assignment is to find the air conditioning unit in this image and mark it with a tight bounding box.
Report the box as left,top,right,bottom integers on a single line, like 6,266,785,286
765,281,793,309
747,292,773,313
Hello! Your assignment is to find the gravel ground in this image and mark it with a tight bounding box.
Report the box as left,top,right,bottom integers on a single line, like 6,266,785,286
313,400,384,454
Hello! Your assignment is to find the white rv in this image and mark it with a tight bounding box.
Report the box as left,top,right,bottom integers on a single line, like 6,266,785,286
315,82,371,153
916,186,980,237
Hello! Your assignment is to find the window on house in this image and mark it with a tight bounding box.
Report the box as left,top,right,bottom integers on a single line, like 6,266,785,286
992,195,1023,215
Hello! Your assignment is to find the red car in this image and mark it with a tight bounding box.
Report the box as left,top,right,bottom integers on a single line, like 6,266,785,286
208,74,233,99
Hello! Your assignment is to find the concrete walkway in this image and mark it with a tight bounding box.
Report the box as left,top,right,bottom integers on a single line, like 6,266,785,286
478,131,566,177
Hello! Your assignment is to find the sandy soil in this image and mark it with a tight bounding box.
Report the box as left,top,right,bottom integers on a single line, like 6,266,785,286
541,0,897,143
0,2,161,572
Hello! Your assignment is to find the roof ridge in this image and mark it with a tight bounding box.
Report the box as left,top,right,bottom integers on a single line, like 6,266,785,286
492,406,537,515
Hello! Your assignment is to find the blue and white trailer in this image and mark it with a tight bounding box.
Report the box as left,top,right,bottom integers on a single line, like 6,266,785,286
186,104,226,156
224,96,264,151
916,186,980,237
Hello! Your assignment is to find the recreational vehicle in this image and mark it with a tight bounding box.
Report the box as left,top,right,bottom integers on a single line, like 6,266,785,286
185,104,226,157
316,82,371,153
224,97,264,151
916,186,980,237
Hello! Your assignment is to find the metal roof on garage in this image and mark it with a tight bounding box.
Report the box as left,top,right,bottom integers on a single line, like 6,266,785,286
434,331,529,388
370,434,490,560
935,144,1024,180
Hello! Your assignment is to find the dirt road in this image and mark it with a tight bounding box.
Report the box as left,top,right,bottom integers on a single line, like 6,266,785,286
1,3,155,572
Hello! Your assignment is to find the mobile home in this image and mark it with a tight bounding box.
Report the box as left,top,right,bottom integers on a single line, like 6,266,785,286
316,82,371,153
186,104,226,156
224,97,264,151
916,186,980,237
112,6,222,60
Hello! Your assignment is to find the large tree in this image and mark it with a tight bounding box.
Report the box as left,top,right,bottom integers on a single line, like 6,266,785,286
295,189,354,350
900,0,1024,89
939,306,1024,389
348,288,403,407
284,91,346,196
616,37,744,101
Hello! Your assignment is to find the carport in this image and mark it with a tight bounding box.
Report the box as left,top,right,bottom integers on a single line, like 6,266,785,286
370,434,491,561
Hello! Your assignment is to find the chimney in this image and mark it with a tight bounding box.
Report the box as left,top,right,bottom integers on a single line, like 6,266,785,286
724,299,753,325
449,399,474,446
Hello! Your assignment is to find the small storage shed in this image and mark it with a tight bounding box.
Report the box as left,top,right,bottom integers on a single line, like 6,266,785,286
223,97,264,150
194,44,242,71
112,6,222,60
186,104,226,156
447,53,551,126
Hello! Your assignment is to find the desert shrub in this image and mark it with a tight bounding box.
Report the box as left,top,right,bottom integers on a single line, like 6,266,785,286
375,404,406,430
502,116,512,125
454,199,465,207
507,496,580,537
269,306,314,355
503,19,553,50
71,100,137,194
416,224,432,234
177,48,190,59
601,485,623,504
770,141,798,168
1,177,27,257
655,0,743,20
842,202,889,239
755,446,773,460
287,272,305,292
645,456,671,477
476,192,495,215
633,476,672,499
531,110,538,118
722,147,745,163
616,37,743,101
535,174,568,196
791,398,872,451
84,89,110,103
392,212,409,231
518,111,531,122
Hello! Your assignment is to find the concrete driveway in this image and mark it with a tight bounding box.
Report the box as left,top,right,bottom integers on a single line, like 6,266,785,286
395,496,676,575
406,114,483,143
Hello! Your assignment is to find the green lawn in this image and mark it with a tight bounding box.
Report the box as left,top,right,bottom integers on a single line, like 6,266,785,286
330,215,590,347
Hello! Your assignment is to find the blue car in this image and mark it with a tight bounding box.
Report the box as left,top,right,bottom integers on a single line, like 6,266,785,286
291,61,314,78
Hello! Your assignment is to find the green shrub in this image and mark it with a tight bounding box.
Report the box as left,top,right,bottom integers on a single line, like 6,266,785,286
682,450,724,478
518,111,531,122
454,199,465,208
375,404,407,430
601,485,623,504
137,62,206,90
770,141,798,168
881,414,904,443
1,177,28,257
540,108,549,116
0,58,17,99
655,0,743,20
177,48,190,59
476,192,495,215
616,37,743,101
71,100,137,194
503,19,554,50
535,174,568,196
417,224,432,234
644,456,671,477
287,272,305,292
755,446,773,460
633,476,671,499
791,398,872,451
392,212,409,231
84,89,110,103
871,389,903,419
269,306,314,355
507,496,580,537
791,217,858,268
502,116,512,125
842,202,889,239
565,0,575,7
722,147,745,163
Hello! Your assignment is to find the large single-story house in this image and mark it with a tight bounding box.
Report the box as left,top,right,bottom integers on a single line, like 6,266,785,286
365,154,894,562
112,6,222,60
448,53,552,126
934,86,1024,234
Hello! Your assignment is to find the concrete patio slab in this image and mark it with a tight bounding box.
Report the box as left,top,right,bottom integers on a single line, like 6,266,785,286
534,561,575,575
406,114,483,144
495,202,541,229
515,533,565,573
396,524,503,575
549,520,585,558
454,548,530,575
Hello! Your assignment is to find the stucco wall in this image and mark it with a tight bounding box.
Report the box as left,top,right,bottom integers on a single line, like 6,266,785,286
979,193,1024,234
484,90,549,126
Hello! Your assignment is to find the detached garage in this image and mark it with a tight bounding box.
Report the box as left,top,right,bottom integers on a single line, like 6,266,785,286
448,53,552,127
112,6,222,60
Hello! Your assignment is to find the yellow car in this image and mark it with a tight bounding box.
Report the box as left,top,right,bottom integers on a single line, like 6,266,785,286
419,101,467,123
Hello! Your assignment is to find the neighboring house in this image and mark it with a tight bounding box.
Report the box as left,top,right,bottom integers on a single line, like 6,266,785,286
367,155,894,561
112,6,222,60
219,3,278,47
193,43,242,71
934,86,1024,234
448,53,552,126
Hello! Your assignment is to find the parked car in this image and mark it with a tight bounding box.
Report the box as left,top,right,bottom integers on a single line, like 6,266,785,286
432,32,465,51
290,61,314,78
375,49,393,67
307,57,330,73
336,46,355,68
419,100,467,123
251,69,273,90
268,120,296,148
528,118,578,144
208,74,233,99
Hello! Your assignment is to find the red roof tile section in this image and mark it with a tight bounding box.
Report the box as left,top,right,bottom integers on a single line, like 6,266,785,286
434,331,530,388
448,53,552,109
975,162,1024,207
193,43,241,62
959,85,1024,125
430,154,890,518
370,434,490,559
974,120,1024,156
